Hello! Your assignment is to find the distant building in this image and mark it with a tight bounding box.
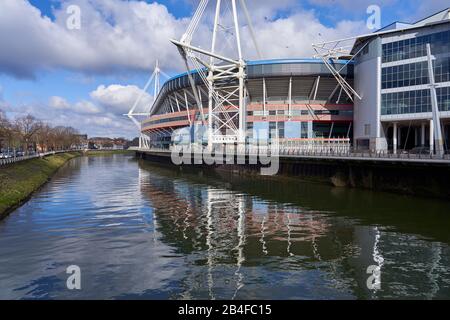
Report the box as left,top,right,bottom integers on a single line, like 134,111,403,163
72,134,89,150
88,137,129,150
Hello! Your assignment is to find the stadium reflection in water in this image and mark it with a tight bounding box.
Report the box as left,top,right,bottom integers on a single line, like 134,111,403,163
138,160,450,300
1,155,450,299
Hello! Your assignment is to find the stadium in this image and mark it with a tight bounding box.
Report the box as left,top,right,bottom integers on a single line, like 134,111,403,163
131,2,450,156
140,59,354,150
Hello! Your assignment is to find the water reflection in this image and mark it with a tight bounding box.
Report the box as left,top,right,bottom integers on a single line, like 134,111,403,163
0,155,449,300
138,161,450,300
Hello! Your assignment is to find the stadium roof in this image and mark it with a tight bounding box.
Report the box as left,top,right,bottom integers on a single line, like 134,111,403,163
167,58,353,82
150,58,354,116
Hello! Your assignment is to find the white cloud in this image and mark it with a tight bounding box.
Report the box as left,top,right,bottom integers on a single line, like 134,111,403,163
242,11,365,59
0,0,370,138
39,84,152,137
0,0,188,78
0,0,367,78
9,97,138,138
90,84,153,115
73,100,102,114
49,96,101,114
49,96,71,110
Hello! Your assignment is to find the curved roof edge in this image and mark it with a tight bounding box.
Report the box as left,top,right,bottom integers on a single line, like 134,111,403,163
246,58,352,65
167,58,353,82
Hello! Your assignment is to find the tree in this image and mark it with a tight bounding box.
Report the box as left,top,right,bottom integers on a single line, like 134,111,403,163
14,115,43,155
1,112,88,154
49,126,80,150
36,123,53,152
61,126,80,149
0,110,8,137
50,126,65,150
0,111,8,150
0,111,17,152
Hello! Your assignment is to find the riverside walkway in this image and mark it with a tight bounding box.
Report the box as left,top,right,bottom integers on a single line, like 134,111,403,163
0,151,73,167
131,147,450,165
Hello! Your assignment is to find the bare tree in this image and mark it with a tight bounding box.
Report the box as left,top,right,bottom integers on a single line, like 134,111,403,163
36,123,53,152
49,126,80,150
2,112,86,154
65,127,81,149
51,126,65,150
0,110,8,137
14,115,43,155
0,110,17,152
0,110,8,150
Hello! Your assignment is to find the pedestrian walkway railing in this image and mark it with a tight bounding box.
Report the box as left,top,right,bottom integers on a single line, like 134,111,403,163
131,144,450,162
0,150,71,167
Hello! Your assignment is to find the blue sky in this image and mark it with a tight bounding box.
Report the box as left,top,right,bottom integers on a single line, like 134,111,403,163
0,0,449,138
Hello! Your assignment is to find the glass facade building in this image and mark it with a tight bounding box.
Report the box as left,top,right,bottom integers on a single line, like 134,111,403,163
437,86,450,112
381,61,429,89
345,9,450,152
381,89,431,115
382,29,450,63
381,29,450,116
381,90,450,117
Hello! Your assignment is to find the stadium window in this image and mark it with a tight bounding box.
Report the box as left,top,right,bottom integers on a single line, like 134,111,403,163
278,122,285,138
364,124,371,136
301,122,308,139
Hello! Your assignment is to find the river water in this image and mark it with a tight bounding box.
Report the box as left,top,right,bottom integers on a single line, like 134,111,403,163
1,154,450,300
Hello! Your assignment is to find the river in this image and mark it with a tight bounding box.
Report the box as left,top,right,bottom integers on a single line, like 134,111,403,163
0,154,450,299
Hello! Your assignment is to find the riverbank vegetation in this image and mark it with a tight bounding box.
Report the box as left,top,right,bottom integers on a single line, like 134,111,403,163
0,112,81,154
0,152,81,219
86,149,134,156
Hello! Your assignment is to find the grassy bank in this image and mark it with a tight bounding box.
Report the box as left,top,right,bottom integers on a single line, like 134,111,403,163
0,152,81,219
85,149,134,156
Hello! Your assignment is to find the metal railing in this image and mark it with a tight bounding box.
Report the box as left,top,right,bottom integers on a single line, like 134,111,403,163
0,150,72,167
278,138,351,155
278,148,450,161
131,144,450,163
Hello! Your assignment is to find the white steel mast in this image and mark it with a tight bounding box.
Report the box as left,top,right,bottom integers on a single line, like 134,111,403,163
171,0,260,146
126,60,170,149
